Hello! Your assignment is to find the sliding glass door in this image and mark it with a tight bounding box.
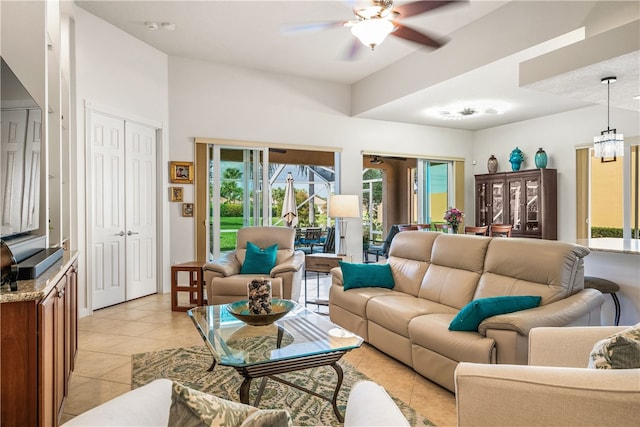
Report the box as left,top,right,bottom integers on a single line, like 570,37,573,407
209,146,269,259
415,159,453,225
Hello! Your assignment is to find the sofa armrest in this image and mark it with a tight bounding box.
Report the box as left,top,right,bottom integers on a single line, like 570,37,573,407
270,250,305,276
203,252,241,277
455,362,640,427
478,289,604,336
330,266,344,286
529,326,628,367
344,381,409,427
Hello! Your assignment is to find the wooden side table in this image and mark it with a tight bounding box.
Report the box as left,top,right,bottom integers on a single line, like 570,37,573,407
304,253,350,309
171,261,205,312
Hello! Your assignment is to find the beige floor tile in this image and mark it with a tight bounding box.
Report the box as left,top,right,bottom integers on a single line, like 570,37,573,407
73,349,131,378
78,331,133,353
79,316,157,337
64,378,132,416
98,362,133,385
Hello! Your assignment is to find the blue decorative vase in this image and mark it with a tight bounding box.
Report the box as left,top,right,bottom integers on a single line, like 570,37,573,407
509,147,524,171
535,147,548,169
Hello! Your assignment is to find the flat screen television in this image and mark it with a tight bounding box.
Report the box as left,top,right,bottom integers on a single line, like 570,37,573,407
1,56,43,241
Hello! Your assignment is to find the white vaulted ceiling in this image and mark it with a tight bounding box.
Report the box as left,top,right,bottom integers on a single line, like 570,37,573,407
75,0,640,131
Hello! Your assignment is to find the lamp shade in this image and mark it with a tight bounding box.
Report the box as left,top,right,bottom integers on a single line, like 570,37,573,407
350,19,394,49
328,195,360,218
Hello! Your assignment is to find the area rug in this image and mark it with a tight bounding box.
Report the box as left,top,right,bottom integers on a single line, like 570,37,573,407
132,346,435,426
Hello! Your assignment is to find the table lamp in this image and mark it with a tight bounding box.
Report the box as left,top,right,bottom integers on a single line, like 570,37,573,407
328,195,360,256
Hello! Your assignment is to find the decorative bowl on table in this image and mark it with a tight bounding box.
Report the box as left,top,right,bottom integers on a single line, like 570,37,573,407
226,298,294,326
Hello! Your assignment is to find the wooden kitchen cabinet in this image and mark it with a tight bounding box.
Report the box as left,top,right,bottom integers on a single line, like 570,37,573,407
0,256,78,426
475,169,557,239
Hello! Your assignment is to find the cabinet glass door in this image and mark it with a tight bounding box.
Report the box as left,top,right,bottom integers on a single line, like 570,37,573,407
491,182,504,224
509,180,522,231
476,181,489,226
525,178,540,232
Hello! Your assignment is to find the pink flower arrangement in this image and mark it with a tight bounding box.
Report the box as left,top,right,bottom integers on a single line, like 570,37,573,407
444,207,464,228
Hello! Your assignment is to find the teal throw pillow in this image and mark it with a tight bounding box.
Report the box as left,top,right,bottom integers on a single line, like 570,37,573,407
339,261,395,291
240,242,278,274
449,295,542,332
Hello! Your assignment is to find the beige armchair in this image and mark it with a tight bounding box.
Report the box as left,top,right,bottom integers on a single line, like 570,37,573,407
203,226,305,305
455,326,639,427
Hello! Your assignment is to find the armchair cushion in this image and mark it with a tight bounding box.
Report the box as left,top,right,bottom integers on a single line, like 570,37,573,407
240,242,278,274
339,261,395,290
588,323,640,369
449,295,541,332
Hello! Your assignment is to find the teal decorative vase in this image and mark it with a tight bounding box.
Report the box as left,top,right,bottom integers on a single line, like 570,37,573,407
535,147,548,169
509,147,524,171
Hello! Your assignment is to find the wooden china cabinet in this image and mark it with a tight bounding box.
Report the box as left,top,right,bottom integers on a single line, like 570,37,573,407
475,169,557,240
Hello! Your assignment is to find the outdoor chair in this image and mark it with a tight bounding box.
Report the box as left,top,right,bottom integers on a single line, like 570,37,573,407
312,226,335,254
202,226,305,304
298,227,323,254
365,225,400,263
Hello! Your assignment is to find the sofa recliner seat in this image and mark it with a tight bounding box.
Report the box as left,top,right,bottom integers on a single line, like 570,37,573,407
329,231,604,392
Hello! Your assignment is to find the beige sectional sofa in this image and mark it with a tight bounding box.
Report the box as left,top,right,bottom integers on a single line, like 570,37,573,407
329,231,604,392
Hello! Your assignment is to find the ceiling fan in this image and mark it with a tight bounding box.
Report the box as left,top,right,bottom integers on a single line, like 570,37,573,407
284,1,460,54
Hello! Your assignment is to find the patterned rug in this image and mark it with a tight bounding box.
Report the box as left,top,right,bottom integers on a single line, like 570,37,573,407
132,346,435,426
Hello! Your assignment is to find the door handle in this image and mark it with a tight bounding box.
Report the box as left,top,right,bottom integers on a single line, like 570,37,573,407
115,231,125,236
127,231,140,236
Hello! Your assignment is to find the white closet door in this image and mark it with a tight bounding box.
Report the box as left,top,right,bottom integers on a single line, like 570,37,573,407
89,112,127,309
124,122,157,300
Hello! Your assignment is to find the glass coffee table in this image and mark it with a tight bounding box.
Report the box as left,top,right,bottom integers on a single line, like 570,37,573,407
187,301,363,422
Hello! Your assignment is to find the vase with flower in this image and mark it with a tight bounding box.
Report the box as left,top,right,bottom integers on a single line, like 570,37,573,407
444,207,464,234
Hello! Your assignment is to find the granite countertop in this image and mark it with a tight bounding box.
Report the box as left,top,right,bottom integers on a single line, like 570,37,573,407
576,238,640,255
0,250,78,303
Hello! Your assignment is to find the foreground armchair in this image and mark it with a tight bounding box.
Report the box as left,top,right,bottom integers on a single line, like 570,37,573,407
203,226,305,304
455,326,640,427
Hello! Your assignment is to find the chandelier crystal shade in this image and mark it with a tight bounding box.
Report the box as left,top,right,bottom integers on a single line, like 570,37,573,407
594,76,624,159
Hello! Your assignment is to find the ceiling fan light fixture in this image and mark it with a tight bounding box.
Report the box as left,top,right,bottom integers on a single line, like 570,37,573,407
370,155,384,165
351,18,395,50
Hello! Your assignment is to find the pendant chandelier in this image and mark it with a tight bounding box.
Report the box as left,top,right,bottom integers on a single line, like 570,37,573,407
593,76,624,160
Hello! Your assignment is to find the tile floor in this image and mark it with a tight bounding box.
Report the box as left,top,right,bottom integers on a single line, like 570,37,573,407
62,277,457,426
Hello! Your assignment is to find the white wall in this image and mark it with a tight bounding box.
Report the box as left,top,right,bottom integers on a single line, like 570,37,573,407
168,56,475,265
74,6,170,316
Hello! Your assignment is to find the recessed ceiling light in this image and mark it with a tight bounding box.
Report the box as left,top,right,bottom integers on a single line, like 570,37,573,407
145,21,158,30
634,94,640,100
160,22,176,31
426,101,510,120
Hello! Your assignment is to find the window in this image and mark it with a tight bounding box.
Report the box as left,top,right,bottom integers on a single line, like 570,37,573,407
577,141,639,239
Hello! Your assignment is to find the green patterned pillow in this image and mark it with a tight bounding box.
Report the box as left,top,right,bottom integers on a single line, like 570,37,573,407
168,381,292,427
588,323,640,369
240,409,292,427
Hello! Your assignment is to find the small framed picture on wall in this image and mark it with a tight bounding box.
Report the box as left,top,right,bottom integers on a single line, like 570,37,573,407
170,161,194,184
169,187,184,202
182,203,194,217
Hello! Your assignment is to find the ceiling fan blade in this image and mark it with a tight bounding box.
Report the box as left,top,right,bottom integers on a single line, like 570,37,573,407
281,21,346,34
393,0,458,18
391,23,444,48
344,38,362,61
